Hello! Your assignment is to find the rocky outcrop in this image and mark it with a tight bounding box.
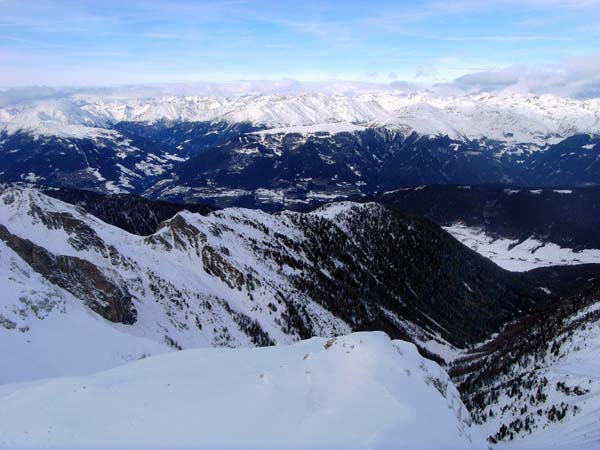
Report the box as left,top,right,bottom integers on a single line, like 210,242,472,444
0,224,136,324
201,245,245,290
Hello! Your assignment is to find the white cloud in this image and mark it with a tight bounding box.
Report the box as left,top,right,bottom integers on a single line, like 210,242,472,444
2,54,599,99
2,51,599,99
451,55,600,98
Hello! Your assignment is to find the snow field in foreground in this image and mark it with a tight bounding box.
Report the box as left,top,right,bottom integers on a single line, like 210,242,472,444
0,332,485,450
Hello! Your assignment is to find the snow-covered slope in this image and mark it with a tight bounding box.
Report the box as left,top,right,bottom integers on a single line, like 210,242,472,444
0,332,485,450
0,99,114,139
0,238,170,384
0,187,348,383
2,92,599,145
445,225,600,271
0,186,552,382
453,277,600,450
0,189,430,382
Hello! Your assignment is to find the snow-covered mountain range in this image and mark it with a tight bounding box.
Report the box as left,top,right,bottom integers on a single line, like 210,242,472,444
1,91,600,450
1,92,599,207
1,185,554,383
2,92,600,145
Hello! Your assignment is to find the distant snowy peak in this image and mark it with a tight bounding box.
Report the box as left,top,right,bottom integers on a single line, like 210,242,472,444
0,99,115,139
1,92,599,144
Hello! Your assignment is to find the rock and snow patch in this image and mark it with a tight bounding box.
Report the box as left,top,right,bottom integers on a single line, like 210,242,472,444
0,187,351,382
0,240,170,384
252,122,367,136
3,188,479,383
0,332,485,450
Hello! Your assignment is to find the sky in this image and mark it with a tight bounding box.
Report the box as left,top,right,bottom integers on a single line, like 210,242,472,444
1,0,600,97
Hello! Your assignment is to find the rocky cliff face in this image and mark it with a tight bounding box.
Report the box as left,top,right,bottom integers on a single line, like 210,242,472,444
0,223,136,324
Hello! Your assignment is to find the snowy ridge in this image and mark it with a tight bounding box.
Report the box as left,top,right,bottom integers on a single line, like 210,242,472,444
2,92,600,144
0,238,169,384
0,99,115,139
1,187,472,382
0,187,345,382
0,332,485,450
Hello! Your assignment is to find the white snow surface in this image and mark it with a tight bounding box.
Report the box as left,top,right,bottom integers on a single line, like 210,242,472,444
477,300,600,450
2,92,600,144
444,224,600,271
0,332,485,450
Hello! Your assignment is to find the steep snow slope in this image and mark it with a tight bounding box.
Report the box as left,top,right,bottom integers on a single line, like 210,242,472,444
0,239,170,384
2,92,599,145
0,332,486,450
0,187,349,383
452,278,600,449
444,225,600,271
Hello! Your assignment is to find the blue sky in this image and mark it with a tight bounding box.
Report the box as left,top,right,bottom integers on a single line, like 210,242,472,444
1,0,599,89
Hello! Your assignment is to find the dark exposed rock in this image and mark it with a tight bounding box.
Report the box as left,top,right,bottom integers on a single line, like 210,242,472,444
0,224,136,324
28,202,108,253
201,245,244,290
0,314,17,330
